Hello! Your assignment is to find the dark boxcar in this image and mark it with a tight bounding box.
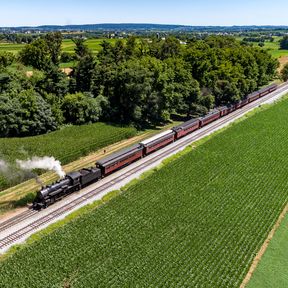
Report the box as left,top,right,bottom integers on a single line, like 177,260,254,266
96,144,144,176
247,91,260,103
172,119,200,139
200,110,221,127
80,167,102,186
140,130,175,155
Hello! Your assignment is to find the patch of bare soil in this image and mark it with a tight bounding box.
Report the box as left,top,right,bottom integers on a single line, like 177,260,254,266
61,68,73,75
25,71,33,77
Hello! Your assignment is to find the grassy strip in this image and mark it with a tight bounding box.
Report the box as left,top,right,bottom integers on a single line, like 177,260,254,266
0,122,137,192
247,212,288,288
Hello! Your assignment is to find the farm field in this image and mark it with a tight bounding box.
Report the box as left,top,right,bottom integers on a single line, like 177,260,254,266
0,123,137,192
0,38,118,55
247,212,288,288
0,97,288,287
61,38,118,55
236,36,288,58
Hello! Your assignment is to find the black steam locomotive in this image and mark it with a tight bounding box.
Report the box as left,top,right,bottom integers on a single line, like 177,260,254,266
33,168,101,209
33,84,278,210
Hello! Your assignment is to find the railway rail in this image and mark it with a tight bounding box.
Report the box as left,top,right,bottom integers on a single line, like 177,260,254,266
1,82,288,251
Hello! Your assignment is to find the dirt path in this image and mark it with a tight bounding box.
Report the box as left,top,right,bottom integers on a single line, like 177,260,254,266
240,202,288,288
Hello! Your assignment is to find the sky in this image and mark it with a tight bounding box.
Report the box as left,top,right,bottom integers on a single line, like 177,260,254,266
0,0,287,27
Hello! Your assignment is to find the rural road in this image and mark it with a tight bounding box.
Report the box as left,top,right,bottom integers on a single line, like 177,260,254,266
1,82,288,253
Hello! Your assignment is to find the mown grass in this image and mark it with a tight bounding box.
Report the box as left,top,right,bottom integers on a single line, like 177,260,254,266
0,123,137,192
247,212,288,288
0,96,288,287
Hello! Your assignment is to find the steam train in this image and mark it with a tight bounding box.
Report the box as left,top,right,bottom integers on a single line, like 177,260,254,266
32,84,277,209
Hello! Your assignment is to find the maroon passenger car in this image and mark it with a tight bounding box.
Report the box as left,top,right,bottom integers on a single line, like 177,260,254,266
172,119,200,139
96,144,144,176
200,110,221,127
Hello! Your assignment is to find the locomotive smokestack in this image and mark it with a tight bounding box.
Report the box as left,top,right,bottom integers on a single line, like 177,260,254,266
16,156,66,179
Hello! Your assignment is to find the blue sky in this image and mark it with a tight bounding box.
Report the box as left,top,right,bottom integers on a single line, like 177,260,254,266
0,0,287,27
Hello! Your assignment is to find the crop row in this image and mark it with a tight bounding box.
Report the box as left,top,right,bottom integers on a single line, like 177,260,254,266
0,100,288,287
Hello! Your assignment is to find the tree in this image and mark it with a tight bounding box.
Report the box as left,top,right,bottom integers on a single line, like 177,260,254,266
0,89,57,137
36,65,69,97
281,63,288,82
44,32,63,65
62,92,102,125
0,52,15,71
73,38,90,59
61,52,75,63
280,36,288,50
19,38,51,71
160,37,181,59
74,53,96,92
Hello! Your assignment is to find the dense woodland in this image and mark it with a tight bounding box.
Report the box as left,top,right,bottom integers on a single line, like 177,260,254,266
0,33,280,137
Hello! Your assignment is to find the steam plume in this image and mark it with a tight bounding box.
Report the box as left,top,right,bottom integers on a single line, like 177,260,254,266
16,156,66,179
0,160,8,173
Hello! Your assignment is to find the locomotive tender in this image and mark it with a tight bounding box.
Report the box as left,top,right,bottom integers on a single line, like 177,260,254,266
33,84,277,209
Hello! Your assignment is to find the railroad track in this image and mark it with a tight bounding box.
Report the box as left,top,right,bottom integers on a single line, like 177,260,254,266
0,209,37,234
1,83,288,250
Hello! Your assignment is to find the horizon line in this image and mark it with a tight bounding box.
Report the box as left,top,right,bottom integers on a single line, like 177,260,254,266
1,23,288,29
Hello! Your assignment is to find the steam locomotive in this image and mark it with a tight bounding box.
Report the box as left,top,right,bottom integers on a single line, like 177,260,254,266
32,84,277,209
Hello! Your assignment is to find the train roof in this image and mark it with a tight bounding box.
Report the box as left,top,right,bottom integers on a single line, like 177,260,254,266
173,118,200,130
258,84,277,93
247,91,259,98
140,130,174,146
96,144,143,166
200,109,220,119
218,106,228,111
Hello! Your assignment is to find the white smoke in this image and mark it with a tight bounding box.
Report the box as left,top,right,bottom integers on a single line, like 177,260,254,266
16,156,66,179
0,159,8,173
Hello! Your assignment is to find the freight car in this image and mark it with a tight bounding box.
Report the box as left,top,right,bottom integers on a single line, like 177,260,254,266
33,83,279,210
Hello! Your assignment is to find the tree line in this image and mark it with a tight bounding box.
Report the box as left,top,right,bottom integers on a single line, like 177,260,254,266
0,33,279,137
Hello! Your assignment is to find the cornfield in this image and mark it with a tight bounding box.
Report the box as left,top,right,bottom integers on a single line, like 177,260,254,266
0,100,288,287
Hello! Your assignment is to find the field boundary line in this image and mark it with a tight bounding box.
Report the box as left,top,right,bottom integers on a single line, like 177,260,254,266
240,202,288,288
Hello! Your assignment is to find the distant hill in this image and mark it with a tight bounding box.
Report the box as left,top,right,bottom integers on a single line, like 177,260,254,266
1,23,288,32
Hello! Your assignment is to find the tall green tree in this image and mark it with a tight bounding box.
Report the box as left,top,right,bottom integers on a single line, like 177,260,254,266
280,36,288,50
19,38,51,71
44,32,63,65
73,38,90,59
281,63,288,82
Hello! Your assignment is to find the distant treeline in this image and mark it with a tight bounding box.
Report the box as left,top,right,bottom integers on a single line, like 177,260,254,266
0,33,278,137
